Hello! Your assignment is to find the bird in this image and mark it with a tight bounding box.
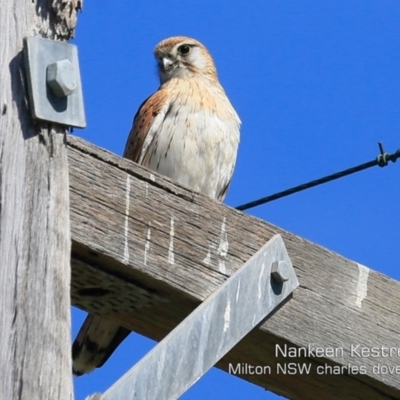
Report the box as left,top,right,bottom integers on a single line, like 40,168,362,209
72,36,241,376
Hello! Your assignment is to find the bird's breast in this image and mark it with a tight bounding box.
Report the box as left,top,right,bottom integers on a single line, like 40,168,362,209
143,94,240,200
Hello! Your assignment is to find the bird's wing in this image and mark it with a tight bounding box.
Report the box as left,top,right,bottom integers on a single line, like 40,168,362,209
123,88,171,164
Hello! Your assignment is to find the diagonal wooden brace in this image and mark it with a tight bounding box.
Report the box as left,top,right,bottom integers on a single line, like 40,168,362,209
89,234,298,400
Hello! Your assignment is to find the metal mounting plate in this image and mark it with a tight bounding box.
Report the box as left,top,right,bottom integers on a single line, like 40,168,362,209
23,37,86,128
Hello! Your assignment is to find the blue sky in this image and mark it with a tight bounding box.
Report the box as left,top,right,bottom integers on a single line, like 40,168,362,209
71,1,400,399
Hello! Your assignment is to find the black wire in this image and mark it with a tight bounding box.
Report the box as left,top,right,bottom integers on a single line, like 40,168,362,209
236,143,400,212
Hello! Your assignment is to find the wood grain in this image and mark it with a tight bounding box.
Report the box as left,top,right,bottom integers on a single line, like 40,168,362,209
69,135,400,400
0,1,81,399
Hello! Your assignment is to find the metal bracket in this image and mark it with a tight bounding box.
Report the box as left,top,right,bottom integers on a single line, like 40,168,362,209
23,37,86,128
90,234,299,400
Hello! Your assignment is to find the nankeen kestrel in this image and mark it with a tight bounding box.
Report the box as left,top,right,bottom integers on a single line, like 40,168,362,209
72,36,241,375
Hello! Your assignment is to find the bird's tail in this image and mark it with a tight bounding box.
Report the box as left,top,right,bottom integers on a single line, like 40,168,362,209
72,314,130,376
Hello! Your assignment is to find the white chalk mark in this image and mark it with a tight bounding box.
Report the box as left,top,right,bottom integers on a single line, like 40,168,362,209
223,299,231,332
168,217,175,264
150,173,155,182
356,263,369,308
203,248,211,265
123,175,131,263
236,279,241,302
218,261,226,274
258,262,266,299
203,243,216,265
217,217,229,274
144,222,151,265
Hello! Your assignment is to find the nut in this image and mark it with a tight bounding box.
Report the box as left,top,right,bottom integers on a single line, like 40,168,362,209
46,59,77,97
271,260,290,283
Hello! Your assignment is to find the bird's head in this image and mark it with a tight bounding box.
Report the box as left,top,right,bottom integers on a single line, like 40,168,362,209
154,36,218,84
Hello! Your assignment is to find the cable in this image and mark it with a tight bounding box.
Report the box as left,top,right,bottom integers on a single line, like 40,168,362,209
236,142,400,212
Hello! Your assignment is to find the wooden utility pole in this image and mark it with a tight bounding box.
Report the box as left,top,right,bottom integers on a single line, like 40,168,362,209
68,135,400,400
0,1,81,399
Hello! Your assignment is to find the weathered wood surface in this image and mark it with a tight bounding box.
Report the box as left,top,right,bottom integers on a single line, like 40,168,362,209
0,1,81,399
69,135,400,400
96,235,298,400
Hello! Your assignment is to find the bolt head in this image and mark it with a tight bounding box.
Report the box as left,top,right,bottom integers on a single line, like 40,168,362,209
46,59,77,97
271,260,290,283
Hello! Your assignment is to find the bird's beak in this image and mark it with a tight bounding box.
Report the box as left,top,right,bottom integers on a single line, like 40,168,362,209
162,57,174,73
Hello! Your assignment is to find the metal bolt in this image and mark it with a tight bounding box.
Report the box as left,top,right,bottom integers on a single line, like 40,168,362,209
46,59,77,97
271,260,290,283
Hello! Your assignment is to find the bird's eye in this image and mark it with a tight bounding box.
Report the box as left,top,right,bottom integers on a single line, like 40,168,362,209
178,45,191,55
